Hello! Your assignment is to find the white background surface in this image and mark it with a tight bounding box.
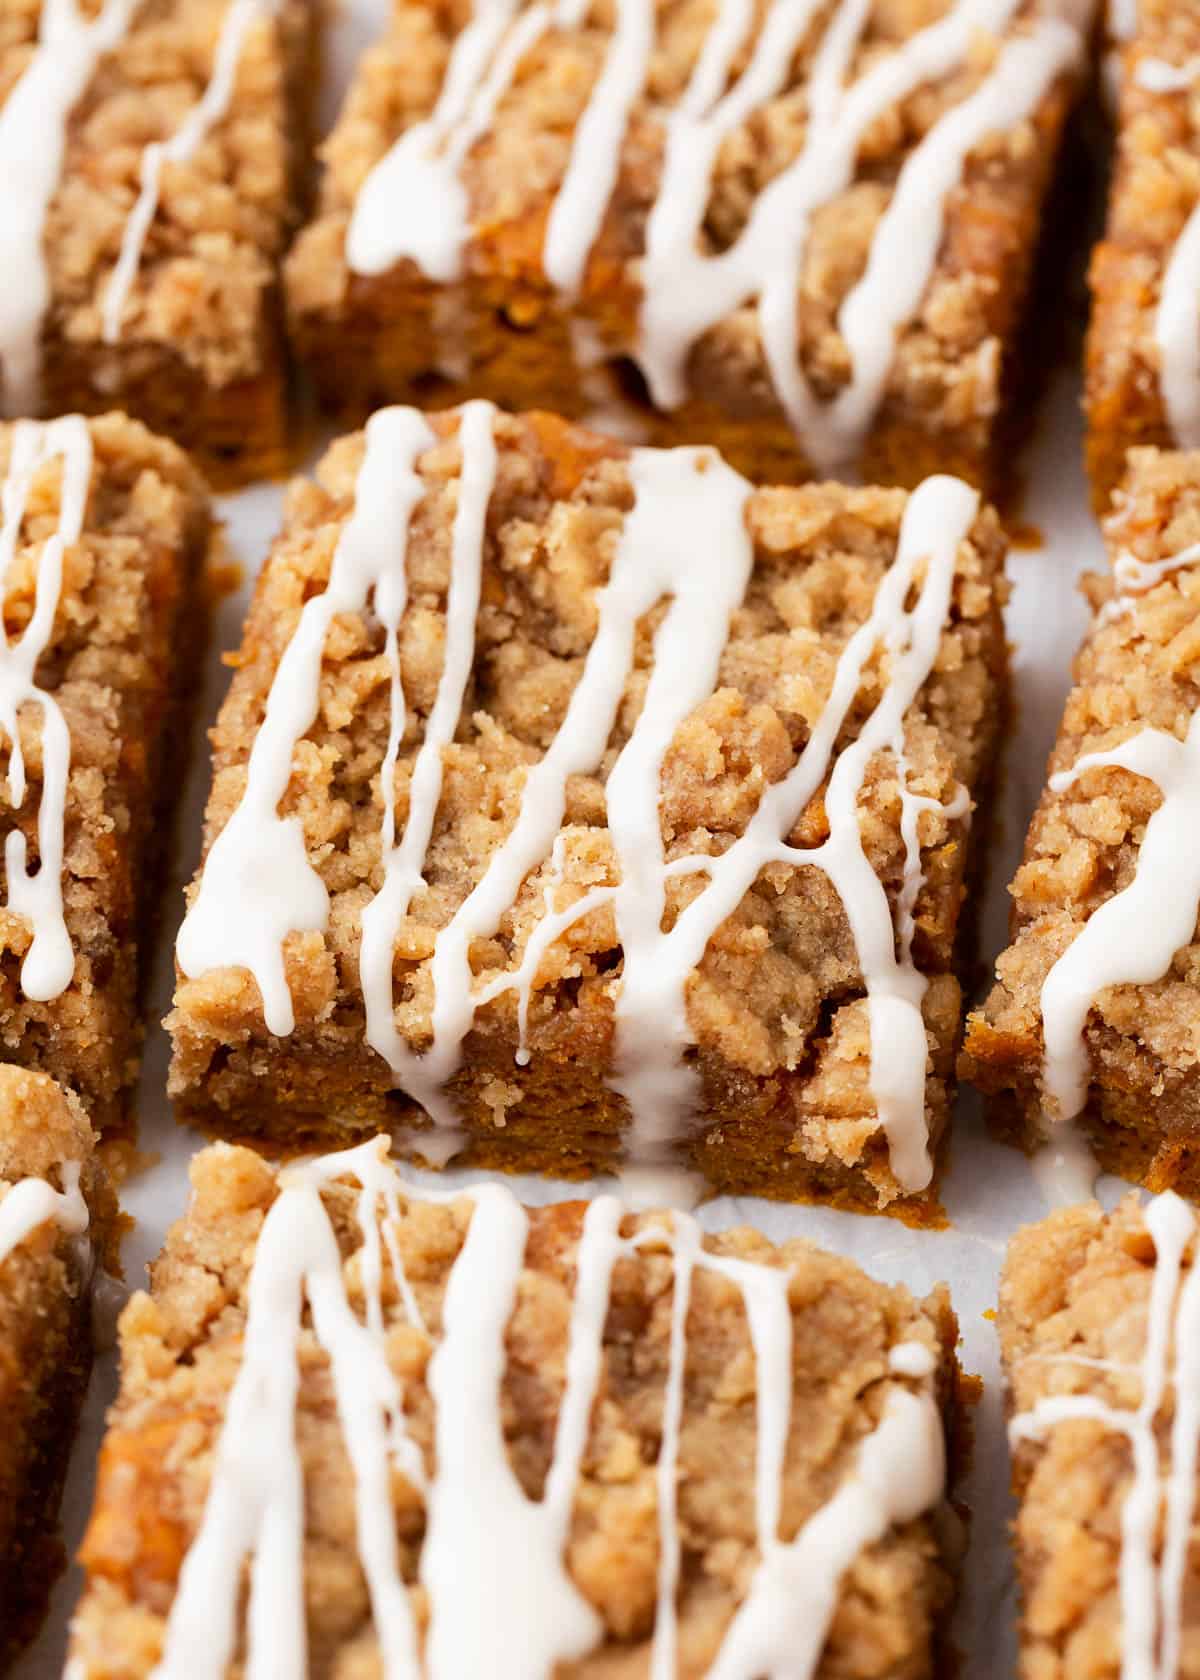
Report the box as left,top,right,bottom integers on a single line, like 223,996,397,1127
14,10,1119,1671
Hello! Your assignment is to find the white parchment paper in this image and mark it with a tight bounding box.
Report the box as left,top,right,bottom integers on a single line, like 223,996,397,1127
13,15,1118,1668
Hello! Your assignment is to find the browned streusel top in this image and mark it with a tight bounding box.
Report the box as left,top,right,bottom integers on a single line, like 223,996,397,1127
69,1141,957,1677
1001,1195,1200,1674
172,409,1006,1085
0,413,209,1113
0,0,307,388
970,448,1200,1088
289,0,1080,432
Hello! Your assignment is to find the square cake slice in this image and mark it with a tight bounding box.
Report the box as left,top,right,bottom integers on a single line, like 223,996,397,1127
0,1065,115,1668
1000,1191,1200,1676
963,447,1200,1197
68,1137,963,1677
285,0,1088,493
0,412,211,1134
0,0,316,487
1086,0,1200,510
167,404,1008,1217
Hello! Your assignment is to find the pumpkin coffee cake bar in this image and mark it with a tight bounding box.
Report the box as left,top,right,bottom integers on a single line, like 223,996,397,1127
963,448,1200,1196
0,0,316,486
1,1065,115,1667
168,402,1007,1218
1086,0,1200,509
1001,1191,1200,1675
67,1136,964,1676
0,412,211,1133
286,0,1090,492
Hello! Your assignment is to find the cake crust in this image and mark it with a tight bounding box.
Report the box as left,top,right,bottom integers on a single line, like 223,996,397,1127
167,405,1008,1217
69,1138,963,1678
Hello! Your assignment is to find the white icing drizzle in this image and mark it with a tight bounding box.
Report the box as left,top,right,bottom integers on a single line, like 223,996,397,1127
1144,52,1200,450
1098,539,1200,626
1156,220,1200,451
804,22,1076,469
0,0,141,415
177,406,438,1036
179,403,978,1193
0,416,94,1001
345,0,1083,472
348,0,539,283
359,399,498,1128
1009,1191,1200,1680
542,0,654,295
148,1136,945,1680
1039,712,1200,1126
1108,0,1137,41
1037,464,1200,1158
895,744,970,966
1136,54,1200,95
599,448,756,1158
1030,1121,1100,1209
711,1385,945,1678
0,1158,87,1267
101,0,276,345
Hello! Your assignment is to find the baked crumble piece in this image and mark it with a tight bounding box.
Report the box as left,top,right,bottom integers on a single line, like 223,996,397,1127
1086,0,1200,510
0,1064,116,1668
167,403,1007,1218
0,0,317,488
0,412,211,1134
963,448,1200,1196
1001,1191,1200,1677
68,1137,964,1677
285,0,1089,493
